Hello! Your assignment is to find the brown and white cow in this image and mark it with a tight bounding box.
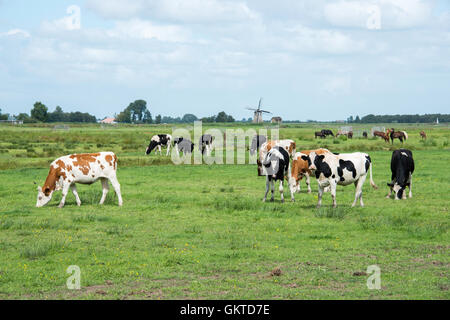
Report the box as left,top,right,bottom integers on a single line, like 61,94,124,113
257,139,296,176
36,152,123,208
288,148,330,197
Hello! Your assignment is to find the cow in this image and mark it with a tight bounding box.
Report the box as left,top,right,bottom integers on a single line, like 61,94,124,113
257,139,296,176
420,131,427,140
199,134,214,156
321,129,334,137
261,146,290,203
336,131,353,139
386,149,414,200
362,131,368,139
315,131,325,139
373,131,389,142
250,135,267,156
174,138,195,155
288,148,330,197
305,150,378,208
387,129,408,144
146,134,172,156
36,152,123,208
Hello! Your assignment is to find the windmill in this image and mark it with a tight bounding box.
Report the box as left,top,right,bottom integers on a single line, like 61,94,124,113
246,98,272,124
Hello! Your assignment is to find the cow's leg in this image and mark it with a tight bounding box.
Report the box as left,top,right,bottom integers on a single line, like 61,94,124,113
58,183,70,208
330,181,337,208
352,177,366,207
279,180,285,203
166,143,171,156
305,173,312,193
263,178,270,202
158,145,162,155
108,175,123,206
70,184,81,207
270,180,275,202
317,186,324,208
408,175,412,198
99,178,110,205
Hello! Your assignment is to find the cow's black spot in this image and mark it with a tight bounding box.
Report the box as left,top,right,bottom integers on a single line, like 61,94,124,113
365,155,371,172
314,155,332,178
339,159,357,179
332,174,335,179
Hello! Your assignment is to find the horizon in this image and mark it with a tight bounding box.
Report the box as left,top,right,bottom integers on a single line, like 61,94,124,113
1,1,449,121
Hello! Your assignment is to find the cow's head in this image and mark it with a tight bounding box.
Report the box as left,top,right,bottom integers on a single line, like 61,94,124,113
387,182,404,200
36,186,53,208
146,140,158,155
262,149,281,178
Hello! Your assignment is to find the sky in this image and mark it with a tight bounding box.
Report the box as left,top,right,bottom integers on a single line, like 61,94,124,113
0,0,449,121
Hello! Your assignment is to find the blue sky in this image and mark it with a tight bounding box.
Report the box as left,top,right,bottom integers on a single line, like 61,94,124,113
0,0,449,121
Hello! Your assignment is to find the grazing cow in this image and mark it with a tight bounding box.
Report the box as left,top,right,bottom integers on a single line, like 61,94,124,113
36,152,123,208
386,149,414,200
199,134,214,155
321,129,334,137
250,135,267,156
261,146,290,203
288,148,330,197
174,138,195,155
146,134,172,156
315,131,326,139
373,130,389,142
257,139,296,176
420,131,427,140
336,131,353,139
387,129,408,144
363,131,368,139
305,151,378,208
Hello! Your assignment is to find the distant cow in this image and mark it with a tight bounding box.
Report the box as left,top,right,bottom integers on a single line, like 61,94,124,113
36,152,123,208
199,134,214,155
261,146,290,203
386,149,414,200
289,148,330,197
146,134,172,156
420,131,427,140
315,131,325,139
305,150,378,208
387,129,408,144
336,131,353,139
373,130,389,142
321,129,334,137
174,138,195,155
363,131,368,139
257,139,296,176
250,135,267,156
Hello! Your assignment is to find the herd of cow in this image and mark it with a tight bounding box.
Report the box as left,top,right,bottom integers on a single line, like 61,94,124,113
35,131,416,209
315,128,426,145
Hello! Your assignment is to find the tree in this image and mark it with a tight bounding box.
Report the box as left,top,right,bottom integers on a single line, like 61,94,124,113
181,114,198,123
355,115,361,123
116,100,152,123
0,108,8,121
155,114,162,124
31,102,48,122
47,106,66,122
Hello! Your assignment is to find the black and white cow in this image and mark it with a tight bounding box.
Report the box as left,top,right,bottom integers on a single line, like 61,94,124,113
321,129,334,137
175,138,195,155
262,146,291,203
146,134,172,156
305,151,378,208
386,149,414,200
199,134,214,155
250,135,267,156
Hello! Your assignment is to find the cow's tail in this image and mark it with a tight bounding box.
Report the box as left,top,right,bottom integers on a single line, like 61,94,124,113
369,162,378,189
402,131,408,140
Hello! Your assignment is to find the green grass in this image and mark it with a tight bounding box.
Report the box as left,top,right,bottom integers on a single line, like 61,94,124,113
0,123,448,299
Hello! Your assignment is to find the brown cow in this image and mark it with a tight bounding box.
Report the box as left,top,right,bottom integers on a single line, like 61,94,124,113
420,131,427,140
373,131,389,142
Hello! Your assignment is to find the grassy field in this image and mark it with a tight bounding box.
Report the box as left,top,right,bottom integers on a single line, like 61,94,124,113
0,123,448,299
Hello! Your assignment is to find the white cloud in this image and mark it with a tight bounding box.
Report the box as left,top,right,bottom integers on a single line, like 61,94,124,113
324,0,432,29
86,0,258,23
42,5,81,32
0,29,31,38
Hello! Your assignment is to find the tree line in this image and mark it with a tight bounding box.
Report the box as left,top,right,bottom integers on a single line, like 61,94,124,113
1,102,97,123
347,114,449,123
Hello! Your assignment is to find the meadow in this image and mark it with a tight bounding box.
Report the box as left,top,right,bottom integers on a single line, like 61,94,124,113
0,122,448,299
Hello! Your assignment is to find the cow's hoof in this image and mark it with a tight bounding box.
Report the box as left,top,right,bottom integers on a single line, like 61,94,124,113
270,199,274,202
262,199,266,203
385,195,390,199
291,199,295,202
58,205,64,209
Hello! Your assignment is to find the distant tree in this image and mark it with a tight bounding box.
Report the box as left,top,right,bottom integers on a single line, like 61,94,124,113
155,114,162,124
181,114,198,123
47,106,66,122
117,100,153,123
347,115,354,123
355,115,361,123
31,102,48,122
0,108,8,120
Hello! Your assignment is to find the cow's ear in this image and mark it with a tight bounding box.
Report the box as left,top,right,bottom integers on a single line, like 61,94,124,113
44,187,51,196
317,155,325,161
301,155,309,161
387,183,394,187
